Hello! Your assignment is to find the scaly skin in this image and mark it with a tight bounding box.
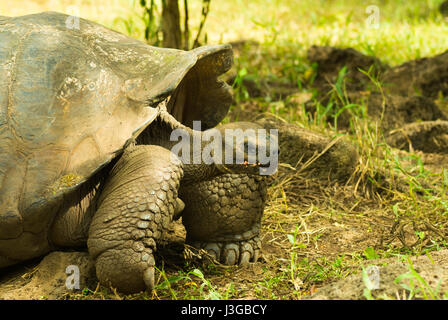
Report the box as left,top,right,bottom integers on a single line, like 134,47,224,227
51,109,271,293
137,109,271,267
180,174,267,265
87,145,183,293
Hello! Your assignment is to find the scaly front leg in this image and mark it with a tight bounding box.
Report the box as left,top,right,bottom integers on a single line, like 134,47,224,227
87,145,184,294
180,174,267,265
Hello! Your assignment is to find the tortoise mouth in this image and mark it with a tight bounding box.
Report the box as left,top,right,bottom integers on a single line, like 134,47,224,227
216,160,272,176
243,161,272,169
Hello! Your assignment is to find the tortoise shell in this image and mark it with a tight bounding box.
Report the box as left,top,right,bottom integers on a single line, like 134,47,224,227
0,12,232,248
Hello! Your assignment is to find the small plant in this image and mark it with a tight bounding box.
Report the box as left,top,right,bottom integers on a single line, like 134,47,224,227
251,18,279,44
394,257,448,300
139,0,162,45
155,267,226,300
361,267,376,300
287,225,306,294
364,247,379,260
138,0,212,49
232,68,250,104
188,268,223,300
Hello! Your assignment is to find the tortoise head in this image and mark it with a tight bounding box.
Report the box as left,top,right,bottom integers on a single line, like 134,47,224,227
165,115,279,178
209,122,279,176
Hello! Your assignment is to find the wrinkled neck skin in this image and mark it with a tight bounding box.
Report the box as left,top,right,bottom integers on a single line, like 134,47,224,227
136,109,221,184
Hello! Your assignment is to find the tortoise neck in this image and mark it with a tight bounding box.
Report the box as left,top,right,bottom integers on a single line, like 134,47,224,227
136,109,221,182
161,110,223,183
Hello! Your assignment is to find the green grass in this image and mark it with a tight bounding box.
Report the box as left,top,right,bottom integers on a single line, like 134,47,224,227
362,255,448,300
393,257,448,300
4,0,447,65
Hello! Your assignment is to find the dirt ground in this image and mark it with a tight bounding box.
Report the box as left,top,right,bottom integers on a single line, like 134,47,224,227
1,45,448,300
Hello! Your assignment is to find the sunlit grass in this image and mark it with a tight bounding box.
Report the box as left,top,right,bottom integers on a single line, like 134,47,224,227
2,0,448,65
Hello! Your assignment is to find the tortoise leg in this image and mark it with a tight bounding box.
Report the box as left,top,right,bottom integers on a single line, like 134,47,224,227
180,174,267,265
0,163,27,239
87,145,183,294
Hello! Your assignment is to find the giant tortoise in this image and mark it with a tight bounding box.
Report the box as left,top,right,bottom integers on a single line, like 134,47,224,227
0,12,273,293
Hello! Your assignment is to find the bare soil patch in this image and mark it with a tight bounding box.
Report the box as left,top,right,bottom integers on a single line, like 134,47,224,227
386,120,448,154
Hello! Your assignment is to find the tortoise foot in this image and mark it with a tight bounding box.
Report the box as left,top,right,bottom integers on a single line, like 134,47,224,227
87,145,183,293
93,244,157,293
189,236,261,266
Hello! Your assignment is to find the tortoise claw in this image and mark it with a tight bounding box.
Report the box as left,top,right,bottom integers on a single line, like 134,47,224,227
240,243,254,265
143,266,155,292
188,237,261,266
253,249,261,263
204,243,221,261
223,243,239,265
239,251,251,266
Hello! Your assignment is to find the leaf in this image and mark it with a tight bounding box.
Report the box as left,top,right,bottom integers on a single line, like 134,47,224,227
361,267,375,291
287,234,295,245
238,68,248,78
190,268,205,279
208,291,222,300
364,247,379,260
363,287,374,300
335,66,347,96
168,275,186,284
